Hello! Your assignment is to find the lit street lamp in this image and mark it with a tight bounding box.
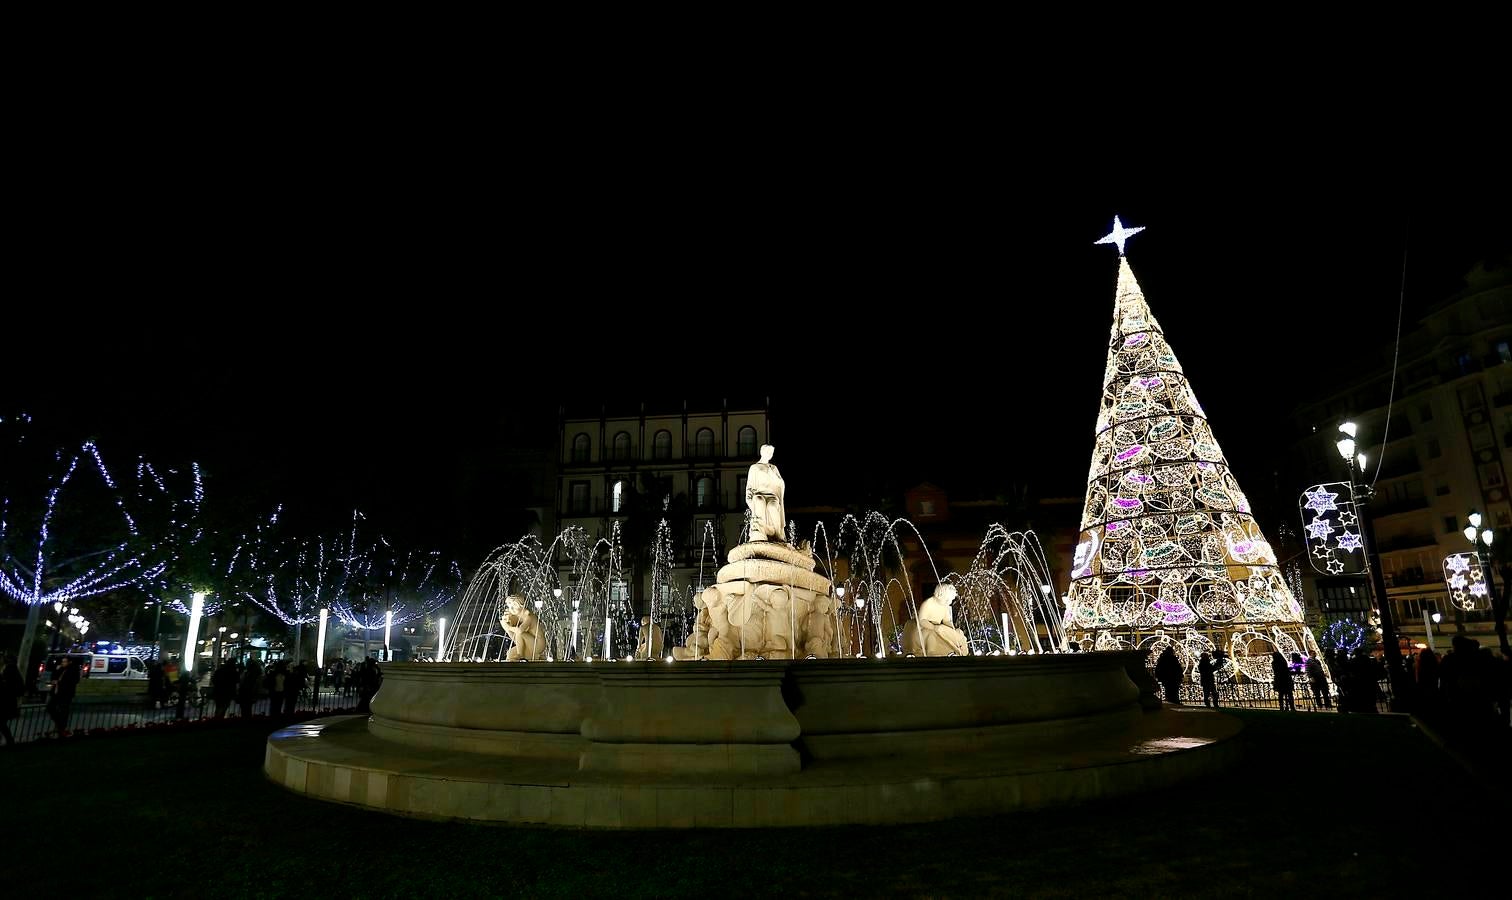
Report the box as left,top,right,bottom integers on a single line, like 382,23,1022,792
1464,510,1509,657
1337,421,1411,710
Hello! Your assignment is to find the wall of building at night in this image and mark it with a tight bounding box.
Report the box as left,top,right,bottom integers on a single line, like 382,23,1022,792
1287,263,1511,652
555,399,773,607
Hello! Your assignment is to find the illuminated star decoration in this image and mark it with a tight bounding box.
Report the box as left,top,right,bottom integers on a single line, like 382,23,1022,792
1334,531,1363,552
1094,215,1146,256
1302,486,1340,514
1336,510,1358,527
1445,554,1471,574
1305,517,1335,540
1326,558,1345,574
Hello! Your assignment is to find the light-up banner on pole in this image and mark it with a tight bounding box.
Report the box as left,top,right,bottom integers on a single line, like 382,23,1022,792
1299,482,1366,577
1443,552,1488,611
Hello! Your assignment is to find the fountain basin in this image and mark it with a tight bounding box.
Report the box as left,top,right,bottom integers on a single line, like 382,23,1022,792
268,651,1239,827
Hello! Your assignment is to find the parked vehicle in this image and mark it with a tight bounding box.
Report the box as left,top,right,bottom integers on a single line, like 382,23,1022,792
86,652,149,679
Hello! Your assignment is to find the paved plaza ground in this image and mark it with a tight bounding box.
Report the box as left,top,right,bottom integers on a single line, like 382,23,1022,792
6,709,1498,898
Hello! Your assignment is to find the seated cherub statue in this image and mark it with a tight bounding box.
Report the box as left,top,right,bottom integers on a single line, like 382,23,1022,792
500,594,547,661
634,615,665,660
672,595,713,660
901,584,970,657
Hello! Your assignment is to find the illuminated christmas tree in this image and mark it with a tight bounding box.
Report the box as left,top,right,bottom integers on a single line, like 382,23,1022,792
1064,218,1324,689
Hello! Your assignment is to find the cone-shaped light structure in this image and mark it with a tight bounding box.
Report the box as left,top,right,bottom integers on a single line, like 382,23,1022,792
1065,238,1324,686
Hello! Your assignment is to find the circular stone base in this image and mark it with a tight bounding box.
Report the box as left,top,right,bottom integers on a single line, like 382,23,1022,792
264,707,1240,828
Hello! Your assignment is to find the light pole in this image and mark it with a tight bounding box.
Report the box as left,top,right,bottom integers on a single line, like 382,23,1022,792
1424,611,1441,653
49,601,64,651
1337,422,1411,710
1464,510,1509,657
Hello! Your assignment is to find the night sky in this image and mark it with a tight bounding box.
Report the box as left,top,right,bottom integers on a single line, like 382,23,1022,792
9,148,1509,567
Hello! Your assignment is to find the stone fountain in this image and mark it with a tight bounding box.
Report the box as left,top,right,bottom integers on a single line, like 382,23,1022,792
264,446,1241,827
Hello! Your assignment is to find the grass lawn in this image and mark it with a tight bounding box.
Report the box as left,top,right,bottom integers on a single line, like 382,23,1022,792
4,710,1480,898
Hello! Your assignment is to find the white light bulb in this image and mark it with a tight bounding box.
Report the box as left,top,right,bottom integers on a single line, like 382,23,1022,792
1338,422,1357,438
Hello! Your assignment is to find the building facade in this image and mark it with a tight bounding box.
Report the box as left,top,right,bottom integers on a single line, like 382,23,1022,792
1289,263,1511,652
555,400,772,610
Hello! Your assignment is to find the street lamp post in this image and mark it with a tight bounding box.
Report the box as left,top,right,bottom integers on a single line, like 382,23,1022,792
1464,510,1509,657
1337,422,1411,711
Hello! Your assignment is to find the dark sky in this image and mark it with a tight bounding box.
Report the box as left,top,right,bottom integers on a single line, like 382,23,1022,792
8,140,1510,566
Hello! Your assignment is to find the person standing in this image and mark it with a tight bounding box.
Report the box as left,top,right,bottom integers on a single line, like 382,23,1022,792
47,656,81,735
237,660,262,719
267,661,287,718
284,662,306,716
1271,651,1296,711
1155,646,1184,705
1197,651,1219,708
2,652,24,746
147,660,164,709
357,657,383,715
1306,654,1332,710
211,660,238,719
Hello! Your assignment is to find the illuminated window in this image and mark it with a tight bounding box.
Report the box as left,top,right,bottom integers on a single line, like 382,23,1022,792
612,481,624,513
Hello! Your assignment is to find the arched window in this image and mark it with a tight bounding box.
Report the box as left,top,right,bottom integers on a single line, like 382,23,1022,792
611,480,625,513
696,476,716,509
572,433,591,463
737,426,758,457
653,430,672,460
695,427,715,458
613,431,631,461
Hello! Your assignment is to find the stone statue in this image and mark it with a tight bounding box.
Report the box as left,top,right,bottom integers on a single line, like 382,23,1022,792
672,600,711,660
500,594,547,661
745,444,786,543
802,591,837,658
634,616,665,660
902,584,970,657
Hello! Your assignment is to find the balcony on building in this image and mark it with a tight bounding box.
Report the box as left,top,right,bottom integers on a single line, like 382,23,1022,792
1373,532,1439,554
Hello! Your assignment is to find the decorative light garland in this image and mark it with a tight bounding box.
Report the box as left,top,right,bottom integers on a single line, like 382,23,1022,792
1,424,202,611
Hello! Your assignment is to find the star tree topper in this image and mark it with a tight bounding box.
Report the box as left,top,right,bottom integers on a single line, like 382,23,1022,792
1095,215,1146,256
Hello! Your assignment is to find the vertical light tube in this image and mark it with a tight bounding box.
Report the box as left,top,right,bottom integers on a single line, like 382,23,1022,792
570,609,580,659
317,607,329,668
182,592,206,673
438,616,447,662
384,609,393,659
603,614,611,659
1001,612,1011,653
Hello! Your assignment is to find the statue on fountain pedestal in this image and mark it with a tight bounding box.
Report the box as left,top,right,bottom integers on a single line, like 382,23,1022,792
501,595,547,661
902,584,970,657
746,444,786,543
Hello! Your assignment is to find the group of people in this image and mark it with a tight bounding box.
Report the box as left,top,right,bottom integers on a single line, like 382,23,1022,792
1153,644,1380,712
199,656,385,718
1410,636,1511,734
1151,637,1512,727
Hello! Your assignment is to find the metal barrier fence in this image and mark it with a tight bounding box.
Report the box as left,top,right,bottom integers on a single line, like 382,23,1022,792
5,685,362,745
1172,677,1392,712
